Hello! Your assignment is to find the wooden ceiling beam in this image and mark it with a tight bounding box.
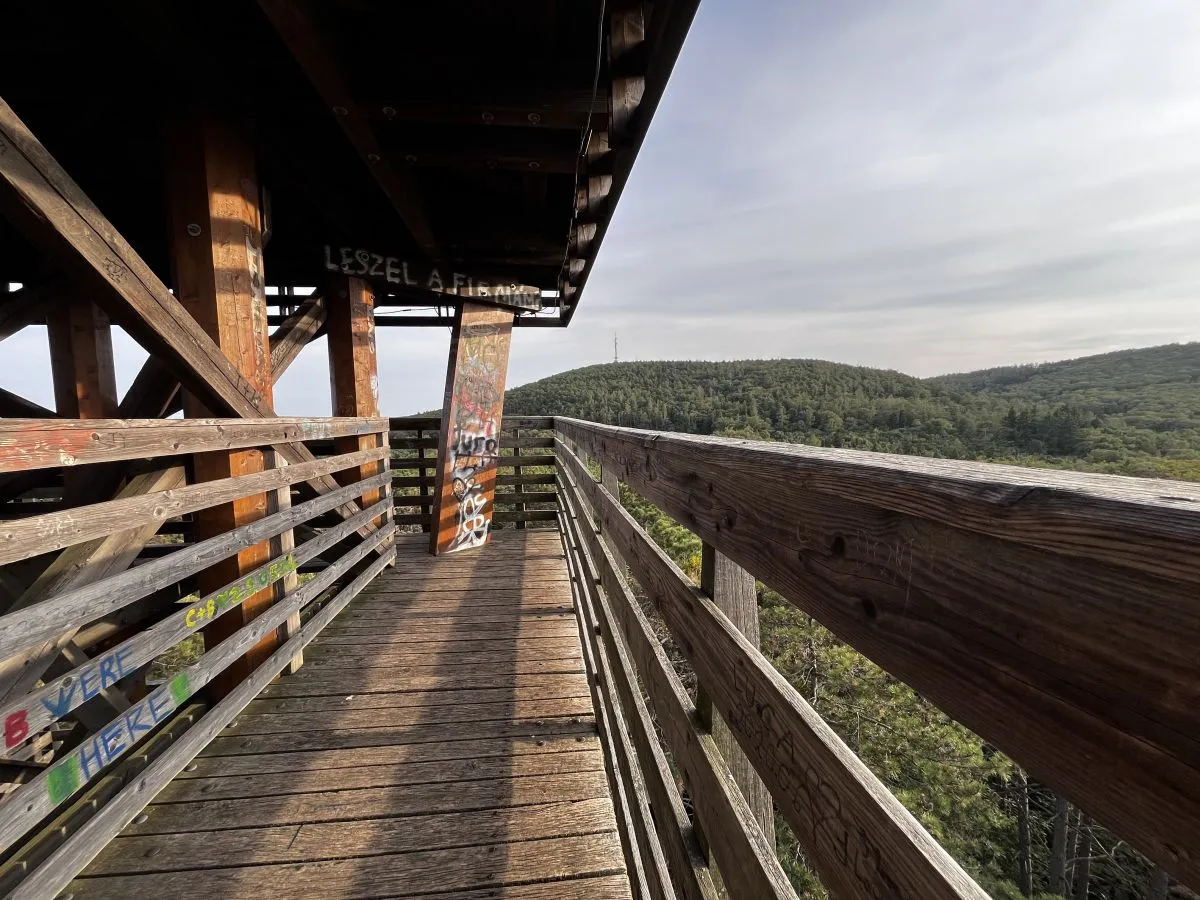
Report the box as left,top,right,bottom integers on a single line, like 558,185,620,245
0,95,382,547
256,0,440,257
364,88,609,130
562,0,700,324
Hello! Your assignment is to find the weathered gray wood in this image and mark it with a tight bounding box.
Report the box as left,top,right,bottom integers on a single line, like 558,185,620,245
698,543,776,850
0,416,386,474
63,833,625,900
8,532,396,899
200,717,595,758
126,770,612,835
558,437,986,900
561,504,711,900
0,446,385,565
2,499,387,743
246,682,591,717
0,470,390,662
85,797,615,873
0,467,187,716
561,471,786,900
556,419,1200,884
189,734,600,779
224,695,593,736
560,508,658,900
162,748,605,803
0,524,395,857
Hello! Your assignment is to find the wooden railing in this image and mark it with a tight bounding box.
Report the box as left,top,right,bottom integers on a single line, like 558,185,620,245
389,415,558,531
552,416,1200,898
0,416,395,897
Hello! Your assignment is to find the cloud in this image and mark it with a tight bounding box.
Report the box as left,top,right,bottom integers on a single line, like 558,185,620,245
4,0,1199,412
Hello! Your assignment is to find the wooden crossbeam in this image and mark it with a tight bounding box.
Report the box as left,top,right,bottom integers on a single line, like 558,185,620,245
256,0,439,255
0,467,187,738
119,294,328,418
0,95,379,544
0,387,54,419
0,281,59,342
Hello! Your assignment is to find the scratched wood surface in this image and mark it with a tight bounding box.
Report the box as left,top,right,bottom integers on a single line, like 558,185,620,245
68,530,632,900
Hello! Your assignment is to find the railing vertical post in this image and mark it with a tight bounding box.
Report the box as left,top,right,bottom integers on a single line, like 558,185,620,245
380,425,396,559
698,543,777,851
265,448,302,674
514,426,526,529
600,465,620,558
420,424,433,533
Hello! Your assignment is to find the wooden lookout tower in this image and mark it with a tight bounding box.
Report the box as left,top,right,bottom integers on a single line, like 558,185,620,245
0,2,1198,898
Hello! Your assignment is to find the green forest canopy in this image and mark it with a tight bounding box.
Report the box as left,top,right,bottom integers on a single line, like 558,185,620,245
505,341,1200,481
502,342,1198,897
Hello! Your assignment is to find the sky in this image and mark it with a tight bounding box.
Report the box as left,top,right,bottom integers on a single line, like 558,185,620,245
6,0,1200,415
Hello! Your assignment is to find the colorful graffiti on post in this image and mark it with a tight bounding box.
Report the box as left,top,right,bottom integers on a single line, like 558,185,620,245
432,304,514,554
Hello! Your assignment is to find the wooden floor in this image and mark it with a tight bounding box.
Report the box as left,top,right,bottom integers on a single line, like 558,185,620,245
68,529,632,900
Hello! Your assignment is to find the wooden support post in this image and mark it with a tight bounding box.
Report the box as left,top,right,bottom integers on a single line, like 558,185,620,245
326,274,383,525
430,301,514,554
698,543,777,851
45,297,118,420
165,112,276,698
44,296,119,504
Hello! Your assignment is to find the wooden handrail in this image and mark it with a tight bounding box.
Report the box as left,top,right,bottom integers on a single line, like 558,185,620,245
0,416,390,474
556,436,985,899
555,417,1200,887
558,466,790,899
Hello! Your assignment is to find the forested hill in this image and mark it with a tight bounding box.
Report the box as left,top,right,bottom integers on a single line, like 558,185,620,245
504,343,1200,479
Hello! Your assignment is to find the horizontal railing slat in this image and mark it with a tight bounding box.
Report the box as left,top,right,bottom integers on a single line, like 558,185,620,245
556,436,986,900
11,539,397,900
2,499,389,745
0,471,391,662
0,522,396,857
0,447,387,567
555,418,1200,884
0,417,390,473
559,477,747,900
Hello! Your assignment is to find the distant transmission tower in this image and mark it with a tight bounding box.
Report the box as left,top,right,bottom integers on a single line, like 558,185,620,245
613,333,619,364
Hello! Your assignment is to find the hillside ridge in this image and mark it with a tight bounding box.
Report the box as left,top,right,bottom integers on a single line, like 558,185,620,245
504,343,1200,479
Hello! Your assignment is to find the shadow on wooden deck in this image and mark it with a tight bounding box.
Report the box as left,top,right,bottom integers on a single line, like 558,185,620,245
66,531,631,899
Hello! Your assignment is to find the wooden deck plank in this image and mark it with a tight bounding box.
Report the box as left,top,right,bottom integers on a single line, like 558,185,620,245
69,833,627,899
245,682,590,715
72,528,631,900
224,695,594,735
83,798,618,874
159,750,606,802
295,656,584,676
182,734,603,778
122,770,613,834
258,671,590,698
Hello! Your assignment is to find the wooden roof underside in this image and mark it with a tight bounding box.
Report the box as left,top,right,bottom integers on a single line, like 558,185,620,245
0,0,697,325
